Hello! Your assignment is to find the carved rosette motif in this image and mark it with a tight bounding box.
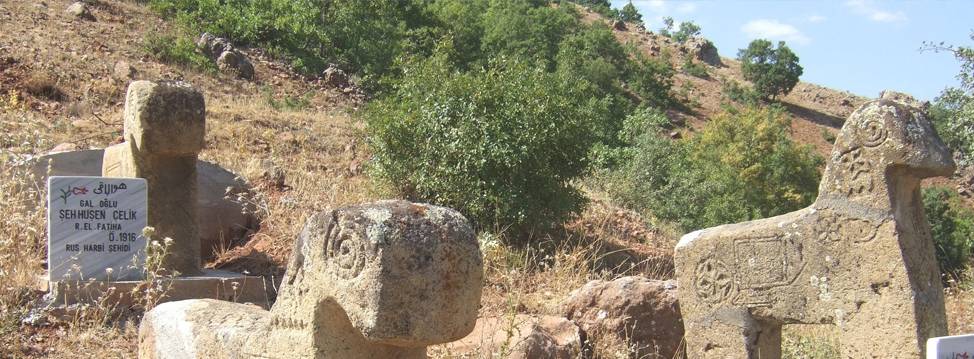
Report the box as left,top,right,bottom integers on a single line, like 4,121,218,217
694,255,735,304
837,148,874,196
814,210,882,244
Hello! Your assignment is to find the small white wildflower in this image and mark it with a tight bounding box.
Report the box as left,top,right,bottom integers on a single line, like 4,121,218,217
163,237,174,244
105,267,114,275
151,241,161,248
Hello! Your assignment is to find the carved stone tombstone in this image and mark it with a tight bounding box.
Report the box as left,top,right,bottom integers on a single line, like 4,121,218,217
138,200,484,359
674,91,955,358
103,80,206,276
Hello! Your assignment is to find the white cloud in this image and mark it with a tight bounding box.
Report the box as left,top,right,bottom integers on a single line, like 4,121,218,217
645,0,667,12
676,3,697,14
844,0,907,23
634,0,696,14
741,19,810,45
807,15,827,23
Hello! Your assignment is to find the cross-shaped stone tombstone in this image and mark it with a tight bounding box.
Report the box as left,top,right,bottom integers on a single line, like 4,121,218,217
674,91,955,358
103,80,205,276
138,200,484,359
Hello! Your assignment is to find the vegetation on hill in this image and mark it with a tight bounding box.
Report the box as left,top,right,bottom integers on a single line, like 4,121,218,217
926,32,974,165
923,187,974,280
602,106,823,231
738,39,804,101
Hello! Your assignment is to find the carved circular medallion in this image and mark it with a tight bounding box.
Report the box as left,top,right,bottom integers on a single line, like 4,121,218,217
329,233,367,279
859,119,888,147
694,255,734,304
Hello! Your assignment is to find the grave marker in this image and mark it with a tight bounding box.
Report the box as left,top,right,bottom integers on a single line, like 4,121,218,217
928,334,974,359
675,91,955,358
48,176,147,281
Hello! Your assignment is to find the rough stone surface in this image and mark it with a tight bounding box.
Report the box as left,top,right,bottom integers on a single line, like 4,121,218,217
112,60,135,81
65,2,94,21
322,63,349,89
684,38,721,67
674,91,954,358
196,33,231,60
197,33,254,80
139,200,484,359
103,81,206,276
49,142,78,154
563,276,684,358
447,315,582,359
216,50,255,80
31,149,257,260
613,20,627,31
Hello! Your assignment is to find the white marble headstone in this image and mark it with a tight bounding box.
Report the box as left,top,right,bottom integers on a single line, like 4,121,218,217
48,176,148,281
928,333,974,359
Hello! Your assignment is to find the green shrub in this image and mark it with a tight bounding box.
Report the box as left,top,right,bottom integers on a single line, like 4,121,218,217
142,33,215,73
365,53,607,236
683,58,708,78
721,79,760,106
922,186,974,279
619,1,642,23
481,1,579,70
149,0,431,80
604,106,822,231
671,21,701,43
930,88,974,166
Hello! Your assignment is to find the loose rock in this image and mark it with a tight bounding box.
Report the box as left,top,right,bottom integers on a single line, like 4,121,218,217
563,277,684,358
65,2,94,21
448,315,583,359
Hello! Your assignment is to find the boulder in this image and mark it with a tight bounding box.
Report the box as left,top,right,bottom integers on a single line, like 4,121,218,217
322,63,349,89
65,2,94,21
197,33,254,80
196,33,231,60
684,38,721,67
112,61,135,81
448,314,582,359
216,50,255,80
613,20,627,31
563,276,683,358
29,150,257,260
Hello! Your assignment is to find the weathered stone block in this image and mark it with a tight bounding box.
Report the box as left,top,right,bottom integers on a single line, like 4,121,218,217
123,81,205,156
139,200,484,359
674,91,955,358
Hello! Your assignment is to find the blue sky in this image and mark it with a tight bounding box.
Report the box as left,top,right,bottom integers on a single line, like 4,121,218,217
610,0,974,101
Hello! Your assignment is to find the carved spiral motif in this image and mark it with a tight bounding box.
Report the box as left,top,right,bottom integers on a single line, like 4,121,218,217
694,255,734,304
329,233,367,279
859,119,888,147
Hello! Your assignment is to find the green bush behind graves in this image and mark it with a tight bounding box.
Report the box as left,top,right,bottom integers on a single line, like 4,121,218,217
922,186,974,280
365,53,606,235
602,106,823,231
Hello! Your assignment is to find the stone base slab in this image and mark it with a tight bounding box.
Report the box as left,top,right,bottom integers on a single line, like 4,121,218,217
40,269,274,309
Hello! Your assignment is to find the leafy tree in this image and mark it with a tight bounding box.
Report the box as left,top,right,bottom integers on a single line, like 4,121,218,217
922,187,974,279
570,0,618,19
924,32,974,165
428,0,489,69
365,52,609,236
619,1,642,23
659,16,674,37
481,0,579,69
671,21,700,43
738,39,803,101
605,106,822,231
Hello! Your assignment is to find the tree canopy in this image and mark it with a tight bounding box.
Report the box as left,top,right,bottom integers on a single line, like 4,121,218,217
737,39,803,101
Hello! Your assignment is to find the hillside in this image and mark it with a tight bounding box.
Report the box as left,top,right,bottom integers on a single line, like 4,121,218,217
576,6,866,157
2,1,973,358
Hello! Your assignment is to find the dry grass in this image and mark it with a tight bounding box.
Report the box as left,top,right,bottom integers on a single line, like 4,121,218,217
2,1,973,358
